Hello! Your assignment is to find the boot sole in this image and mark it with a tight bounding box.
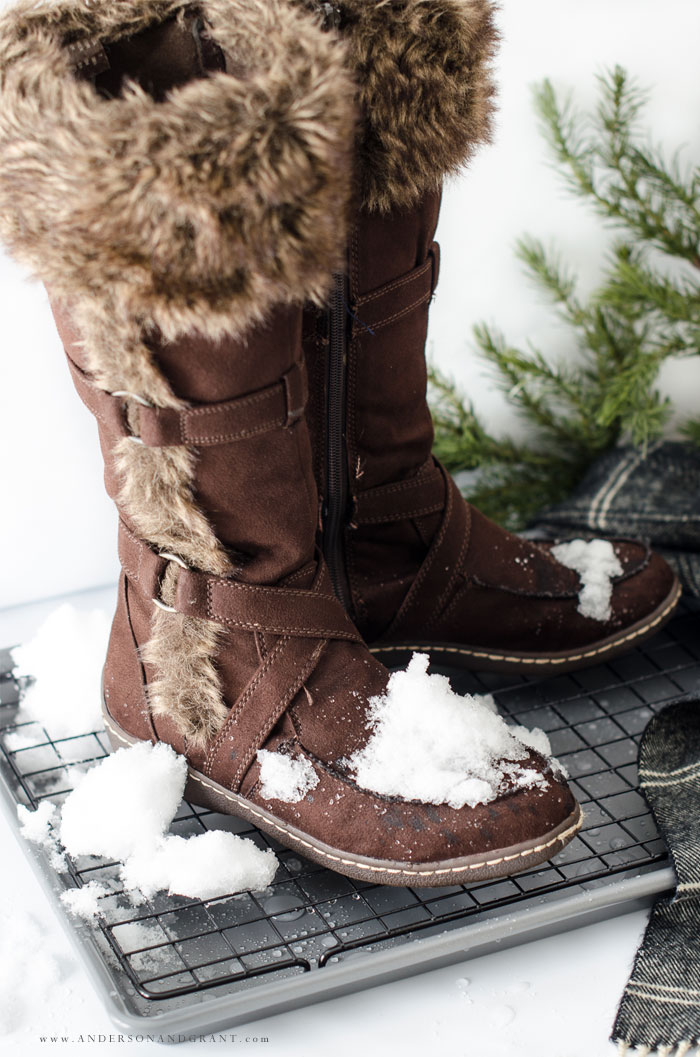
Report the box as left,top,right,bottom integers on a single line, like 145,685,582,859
101,701,582,888
369,577,682,675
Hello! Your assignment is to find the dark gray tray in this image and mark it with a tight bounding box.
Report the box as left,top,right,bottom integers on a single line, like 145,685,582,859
1,600,697,1039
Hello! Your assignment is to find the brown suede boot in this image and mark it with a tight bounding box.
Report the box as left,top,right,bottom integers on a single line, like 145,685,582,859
0,0,582,886
304,0,681,675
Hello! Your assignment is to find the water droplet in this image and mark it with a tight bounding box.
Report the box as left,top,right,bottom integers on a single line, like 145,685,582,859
489,1005,515,1028
320,935,336,948
287,858,302,872
263,895,306,921
510,981,531,995
293,945,304,954
272,950,283,959
610,836,627,850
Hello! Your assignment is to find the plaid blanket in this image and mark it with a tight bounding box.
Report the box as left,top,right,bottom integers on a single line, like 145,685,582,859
531,440,700,1054
612,701,700,1056
531,441,700,596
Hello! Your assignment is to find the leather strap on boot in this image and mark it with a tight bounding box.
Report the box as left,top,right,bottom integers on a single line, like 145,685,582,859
118,519,363,794
349,242,439,337
203,634,326,790
377,462,472,638
118,521,362,641
66,353,308,446
351,457,445,526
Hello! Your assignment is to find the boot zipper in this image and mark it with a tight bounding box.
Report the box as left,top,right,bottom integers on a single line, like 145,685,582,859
313,0,347,606
323,271,352,612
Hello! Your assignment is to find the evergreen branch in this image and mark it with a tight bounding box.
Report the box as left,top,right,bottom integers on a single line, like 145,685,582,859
535,68,700,266
429,65,700,531
681,417,700,446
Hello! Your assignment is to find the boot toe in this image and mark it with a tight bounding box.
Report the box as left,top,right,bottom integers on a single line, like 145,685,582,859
608,541,678,629
245,747,580,886
538,537,679,635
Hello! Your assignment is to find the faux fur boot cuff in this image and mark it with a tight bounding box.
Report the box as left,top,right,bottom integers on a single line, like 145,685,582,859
0,0,355,339
305,0,500,213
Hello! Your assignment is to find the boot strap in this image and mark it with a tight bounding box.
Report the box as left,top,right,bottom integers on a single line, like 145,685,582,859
351,457,445,525
349,241,440,337
203,634,326,791
117,520,361,642
380,464,473,638
66,354,308,447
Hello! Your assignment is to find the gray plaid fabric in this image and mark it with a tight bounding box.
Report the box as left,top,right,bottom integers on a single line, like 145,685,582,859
531,441,700,596
612,701,700,1057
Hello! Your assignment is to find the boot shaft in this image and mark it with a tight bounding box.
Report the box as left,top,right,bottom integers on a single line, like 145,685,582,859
304,196,446,628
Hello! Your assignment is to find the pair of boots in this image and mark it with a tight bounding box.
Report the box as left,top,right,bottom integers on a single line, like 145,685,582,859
0,0,679,886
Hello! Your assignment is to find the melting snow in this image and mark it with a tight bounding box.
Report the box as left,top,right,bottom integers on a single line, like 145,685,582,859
257,748,319,803
17,801,66,870
122,830,278,901
60,881,110,921
344,654,559,809
11,604,110,738
18,799,57,845
20,742,277,908
551,538,623,622
4,730,40,751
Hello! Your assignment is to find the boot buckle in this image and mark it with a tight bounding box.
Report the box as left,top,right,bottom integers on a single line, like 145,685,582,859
152,551,189,613
110,390,153,445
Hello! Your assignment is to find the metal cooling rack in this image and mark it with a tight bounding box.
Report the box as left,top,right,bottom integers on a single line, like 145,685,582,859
0,600,698,1036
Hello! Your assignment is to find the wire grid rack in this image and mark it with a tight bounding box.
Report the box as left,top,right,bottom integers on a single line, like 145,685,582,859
0,599,699,1032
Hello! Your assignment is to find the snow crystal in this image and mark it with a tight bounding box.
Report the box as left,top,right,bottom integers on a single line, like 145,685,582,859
11,604,110,738
122,831,277,900
257,748,319,803
345,654,560,810
551,538,623,622
60,741,186,861
60,881,110,920
509,724,551,758
510,725,568,779
18,799,57,844
17,800,67,870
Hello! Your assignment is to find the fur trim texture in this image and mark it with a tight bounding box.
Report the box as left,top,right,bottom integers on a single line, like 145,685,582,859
71,296,233,750
303,0,500,212
0,0,355,339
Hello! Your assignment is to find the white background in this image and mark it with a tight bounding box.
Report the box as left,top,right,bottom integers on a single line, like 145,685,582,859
1,1,699,1054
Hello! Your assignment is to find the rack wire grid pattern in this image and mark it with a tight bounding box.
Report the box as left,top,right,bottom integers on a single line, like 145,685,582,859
0,599,698,1027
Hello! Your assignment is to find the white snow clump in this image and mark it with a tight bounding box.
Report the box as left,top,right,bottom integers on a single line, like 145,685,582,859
60,881,111,921
345,654,559,809
11,604,110,738
257,748,319,803
551,538,623,622
59,740,186,860
20,742,277,911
